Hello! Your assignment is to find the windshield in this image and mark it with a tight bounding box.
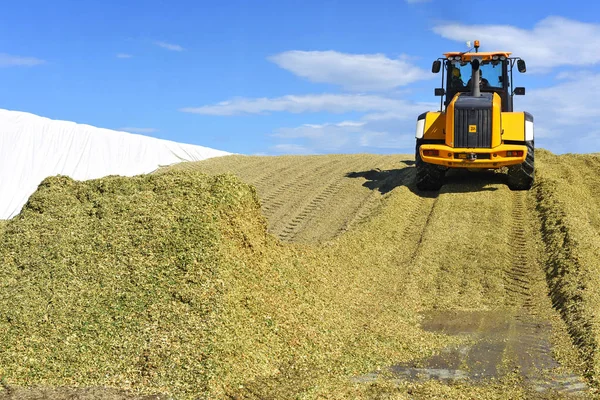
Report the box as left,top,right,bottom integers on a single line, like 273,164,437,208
448,60,505,90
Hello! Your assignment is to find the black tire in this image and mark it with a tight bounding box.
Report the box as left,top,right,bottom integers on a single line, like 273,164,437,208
415,140,445,191
507,140,534,190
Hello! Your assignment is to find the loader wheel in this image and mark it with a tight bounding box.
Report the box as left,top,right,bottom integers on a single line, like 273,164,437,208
415,141,445,191
507,140,534,190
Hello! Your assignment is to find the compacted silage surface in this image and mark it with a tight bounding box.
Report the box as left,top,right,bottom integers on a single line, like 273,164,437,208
534,150,600,384
0,150,600,399
0,172,251,398
0,169,456,399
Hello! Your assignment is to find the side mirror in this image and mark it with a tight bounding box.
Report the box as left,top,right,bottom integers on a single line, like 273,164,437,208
434,88,445,96
432,60,441,73
514,87,526,95
517,59,526,73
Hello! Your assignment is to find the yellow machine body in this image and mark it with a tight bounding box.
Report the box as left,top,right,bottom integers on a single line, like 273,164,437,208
419,93,529,169
415,43,534,190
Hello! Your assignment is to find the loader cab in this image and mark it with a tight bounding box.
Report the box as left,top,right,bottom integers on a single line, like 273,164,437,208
432,52,526,113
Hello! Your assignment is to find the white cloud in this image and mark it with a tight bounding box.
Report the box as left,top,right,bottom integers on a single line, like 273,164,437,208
154,41,185,52
261,72,600,155
359,131,415,149
0,53,45,67
116,53,133,59
554,70,591,81
267,73,600,154
270,144,313,154
520,72,600,125
518,71,600,153
270,110,425,154
275,121,366,140
433,17,600,69
182,91,438,154
181,94,434,116
269,50,432,91
119,127,159,134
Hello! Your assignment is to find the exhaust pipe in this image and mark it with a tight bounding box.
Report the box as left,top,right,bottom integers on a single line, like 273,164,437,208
471,59,481,97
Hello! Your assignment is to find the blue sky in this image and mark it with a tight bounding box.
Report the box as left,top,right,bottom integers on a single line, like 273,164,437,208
1,0,599,155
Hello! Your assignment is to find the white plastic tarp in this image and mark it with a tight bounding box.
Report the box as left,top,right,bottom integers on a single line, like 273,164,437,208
0,109,231,219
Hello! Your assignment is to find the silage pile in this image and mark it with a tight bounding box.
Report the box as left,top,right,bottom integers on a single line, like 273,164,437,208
534,150,600,384
4,150,600,399
0,171,256,397
0,170,452,399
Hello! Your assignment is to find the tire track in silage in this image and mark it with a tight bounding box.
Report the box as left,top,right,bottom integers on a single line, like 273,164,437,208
275,156,400,243
278,179,346,242
504,191,589,396
340,166,416,235
504,191,533,309
262,159,344,239
260,159,338,216
251,161,303,194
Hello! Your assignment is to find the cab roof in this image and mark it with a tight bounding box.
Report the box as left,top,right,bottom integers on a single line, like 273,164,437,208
443,51,512,61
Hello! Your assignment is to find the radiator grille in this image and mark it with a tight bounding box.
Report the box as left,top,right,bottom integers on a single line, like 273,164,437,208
454,108,492,148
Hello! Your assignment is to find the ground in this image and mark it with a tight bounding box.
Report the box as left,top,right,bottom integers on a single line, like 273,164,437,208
1,150,599,399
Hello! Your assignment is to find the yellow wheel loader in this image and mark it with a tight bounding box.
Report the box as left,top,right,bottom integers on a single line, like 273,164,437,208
415,40,533,191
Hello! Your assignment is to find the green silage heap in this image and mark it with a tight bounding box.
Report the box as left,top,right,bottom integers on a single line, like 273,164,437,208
0,171,270,398
3,161,562,399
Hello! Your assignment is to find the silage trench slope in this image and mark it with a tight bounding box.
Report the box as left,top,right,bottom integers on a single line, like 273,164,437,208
163,152,600,398
535,150,600,382
4,150,600,399
0,170,272,398
0,161,457,399
163,153,408,243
